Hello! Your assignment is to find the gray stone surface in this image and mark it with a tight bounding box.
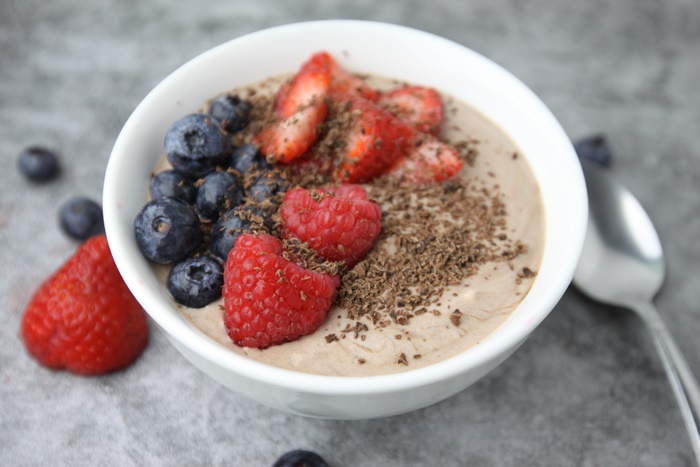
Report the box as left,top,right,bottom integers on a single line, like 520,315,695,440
1,1,699,465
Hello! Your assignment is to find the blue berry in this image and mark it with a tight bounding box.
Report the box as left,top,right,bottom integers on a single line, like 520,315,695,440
231,144,270,174
166,256,223,308
208,94,252,133
150,170,197,204
272,450,329,467
209,205,272,261
58,197,105,241
134,197,202,264
165,114,231,178
247,170,289,204
17,146,60,182
574,134,612,167
195,171,244,221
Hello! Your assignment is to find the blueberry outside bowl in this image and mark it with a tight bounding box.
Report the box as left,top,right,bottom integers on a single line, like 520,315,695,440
103,20,587,420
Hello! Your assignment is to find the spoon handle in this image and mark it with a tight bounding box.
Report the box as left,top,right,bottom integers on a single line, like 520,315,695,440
633,302,700,463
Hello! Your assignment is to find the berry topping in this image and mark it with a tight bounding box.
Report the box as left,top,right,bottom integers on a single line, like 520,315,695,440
166,255,224,308
274,52,332,118
256,102,328,164
21,235,148,375
209,205,272,262
388,134,464,184
257,53,332,163
58,196,105,241
230,144,270,174
149,170,196,204
272,450,329,467
315,51,378,101
222,234,339,349
165,113,231,178
246,170,290,204
334,96,415,183
134,197,202,264
195,171,244,222
280,184,381,268
17,146,60,182
208,94,252,133
574,134,612,167
379,85,444,137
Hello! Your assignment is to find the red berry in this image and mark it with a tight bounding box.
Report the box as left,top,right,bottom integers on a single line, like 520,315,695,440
379,85,444,137
257,53,333,163
223,234,339,349
334,96,415,183
388,135,464,184
20,235,149,375
319,52,378,101
280,184,382,268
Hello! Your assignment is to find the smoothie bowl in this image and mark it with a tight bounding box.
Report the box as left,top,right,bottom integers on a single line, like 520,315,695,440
103,20,587,419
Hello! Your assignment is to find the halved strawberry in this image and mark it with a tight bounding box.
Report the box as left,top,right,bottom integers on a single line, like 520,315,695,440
387,135,464,184
334,96,415,183
256,102,327,163
319,52,378,101
275,53,332,118
379,86,444,137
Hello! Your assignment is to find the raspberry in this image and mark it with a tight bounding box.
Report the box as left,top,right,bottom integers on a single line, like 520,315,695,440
222,234,339,349
279,184,382,268
21,235,149,375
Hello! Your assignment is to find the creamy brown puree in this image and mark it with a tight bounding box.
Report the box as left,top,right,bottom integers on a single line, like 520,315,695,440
154,75,545,376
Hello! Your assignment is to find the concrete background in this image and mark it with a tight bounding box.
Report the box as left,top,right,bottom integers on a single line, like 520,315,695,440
1,1,699,465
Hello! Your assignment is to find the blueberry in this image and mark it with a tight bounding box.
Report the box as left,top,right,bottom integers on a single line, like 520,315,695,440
209,205,272,261
58,197,105,241
208,94,252,133
166,255,223,308
195,171,244,222
574,134,612,167
17,146,60,182
150,170,197,204
134,197,202,264
165,114,231,178
231,144,271,174
272,450,329,467
247,170,290,204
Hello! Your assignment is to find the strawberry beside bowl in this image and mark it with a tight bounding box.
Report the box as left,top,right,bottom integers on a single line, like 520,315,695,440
103,20,587,419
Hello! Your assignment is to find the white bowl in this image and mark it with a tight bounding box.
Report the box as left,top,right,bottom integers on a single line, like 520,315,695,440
103,20,587,419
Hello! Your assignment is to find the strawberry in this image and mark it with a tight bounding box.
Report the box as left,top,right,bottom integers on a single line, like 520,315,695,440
280,184,382,268
257,53,332,163
317,52,378,101
334,96,415,183
274,53,332,119
379,85,444,137
21,235,148,375
388,134,464,184
222,234,339,349
256,103,328,163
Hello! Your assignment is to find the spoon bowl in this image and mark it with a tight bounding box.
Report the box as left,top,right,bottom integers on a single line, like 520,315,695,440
574,159,665,306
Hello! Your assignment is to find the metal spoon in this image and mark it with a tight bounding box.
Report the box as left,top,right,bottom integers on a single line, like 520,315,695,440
573,158,700,462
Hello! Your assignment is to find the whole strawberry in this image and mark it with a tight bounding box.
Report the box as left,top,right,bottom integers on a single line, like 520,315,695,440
21,235,148,375
280,184,381,268
223,234,339,349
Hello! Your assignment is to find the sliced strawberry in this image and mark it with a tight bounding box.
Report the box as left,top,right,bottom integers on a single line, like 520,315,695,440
379,86,444,137
256,102,327,163
316,52,378,101
275,53,332,118
388,135,464,184
334,96,415,183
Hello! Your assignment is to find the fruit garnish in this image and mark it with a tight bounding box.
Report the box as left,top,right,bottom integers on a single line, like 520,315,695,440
21,235,148,375
17,146,60,183
387,134,464,184
334,96,415,183
165,113,232,178
167,255,224,308
58,196,105,241
379,85,444,137
223,234,339,349
280,184,381,268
